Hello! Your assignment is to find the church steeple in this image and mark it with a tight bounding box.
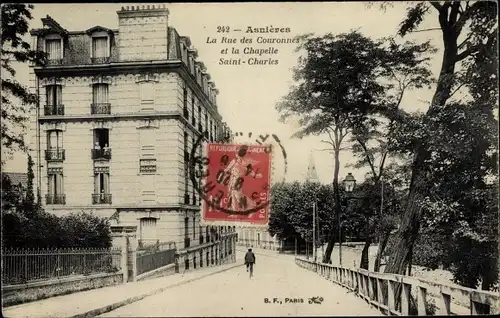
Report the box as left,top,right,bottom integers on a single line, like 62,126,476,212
306,151,319,182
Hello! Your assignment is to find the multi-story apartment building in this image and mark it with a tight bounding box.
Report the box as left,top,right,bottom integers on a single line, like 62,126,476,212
28,5,233,249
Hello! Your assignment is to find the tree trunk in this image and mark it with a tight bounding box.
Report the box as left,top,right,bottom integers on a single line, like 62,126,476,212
323,146,342,264
374,230,390,272
360,236,372,270
384,26,459,275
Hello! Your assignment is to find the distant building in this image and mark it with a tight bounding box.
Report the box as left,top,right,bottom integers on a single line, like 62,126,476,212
1,172,29,201
28,6,233,249
306,151,319,182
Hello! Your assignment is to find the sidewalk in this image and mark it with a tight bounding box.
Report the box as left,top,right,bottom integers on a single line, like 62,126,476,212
3,255,242,318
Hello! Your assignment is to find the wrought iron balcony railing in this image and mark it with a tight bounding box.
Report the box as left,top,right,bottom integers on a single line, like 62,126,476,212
92,194,112,204
91,103,111,115
44,104,64,116
91,148,112,160
91,57,110,64
46,194,66,205
45,149,65,161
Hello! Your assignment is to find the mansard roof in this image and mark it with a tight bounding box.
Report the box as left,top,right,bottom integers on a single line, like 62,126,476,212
31,15,68,36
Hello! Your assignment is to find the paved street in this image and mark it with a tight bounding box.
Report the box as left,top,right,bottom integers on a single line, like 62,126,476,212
100,250,381,317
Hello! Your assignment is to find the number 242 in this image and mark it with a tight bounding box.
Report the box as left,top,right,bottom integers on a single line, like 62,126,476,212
217,26,230,33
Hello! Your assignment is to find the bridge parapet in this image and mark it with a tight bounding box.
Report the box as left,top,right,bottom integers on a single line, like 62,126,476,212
175,233,237,273
296,257,499,316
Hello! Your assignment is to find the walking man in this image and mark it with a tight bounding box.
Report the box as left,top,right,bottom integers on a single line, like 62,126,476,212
244,248,256,278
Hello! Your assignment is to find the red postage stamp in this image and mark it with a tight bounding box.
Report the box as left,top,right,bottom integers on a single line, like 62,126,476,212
201,143,272,225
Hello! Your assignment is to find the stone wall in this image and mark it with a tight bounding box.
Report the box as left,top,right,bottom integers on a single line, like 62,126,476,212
2,272,123,307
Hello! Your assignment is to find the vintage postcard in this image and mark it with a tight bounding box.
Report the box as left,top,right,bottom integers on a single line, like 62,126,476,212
1,1,498,317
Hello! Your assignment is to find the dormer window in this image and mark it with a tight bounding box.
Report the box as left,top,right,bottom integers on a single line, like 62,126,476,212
86,27,112,63
44,35,63,64
92,37,109,59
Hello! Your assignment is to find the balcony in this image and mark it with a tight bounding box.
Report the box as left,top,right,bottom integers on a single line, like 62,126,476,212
92,194,112,204
45,149,65,161
91,57,110,64
46,194,66,205
44,104,64,116
91,148,112,160
91,103,111,115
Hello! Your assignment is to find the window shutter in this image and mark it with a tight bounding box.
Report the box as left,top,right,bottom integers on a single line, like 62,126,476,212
56,85,62,105
92,37,108,58
141,174,156,203
140,218,157,242
94,174,100,194
140,82,155,110
139,128,156,158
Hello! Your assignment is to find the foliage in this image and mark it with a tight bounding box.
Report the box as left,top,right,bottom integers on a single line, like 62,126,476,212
1,157,112,249
1,4,47,165
378,0,498,278
269,181,337,244
277,30,435,263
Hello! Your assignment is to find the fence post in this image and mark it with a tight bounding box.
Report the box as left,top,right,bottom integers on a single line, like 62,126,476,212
417,286,428,316
121,236,129,283
131,244,138,282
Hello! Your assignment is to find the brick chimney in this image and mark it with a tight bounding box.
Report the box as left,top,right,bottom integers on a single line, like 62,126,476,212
117,4,170,62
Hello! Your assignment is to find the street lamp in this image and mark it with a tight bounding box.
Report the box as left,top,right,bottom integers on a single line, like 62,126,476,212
343,173,356,193
339,172,357,267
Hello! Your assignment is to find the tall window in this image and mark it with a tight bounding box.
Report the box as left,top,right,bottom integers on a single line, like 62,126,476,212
209,120,213,141
184,217,189,238
183,87,188,119
92,36,108,58
192,217,196,239
46,85,62,106
198,104,202,129
204,113,208,134
92,84,109,104
93,128,109,149
184,132,189,195
191,96,195,125
46,39,62,60
47,130,63,150
140,82,155,111
93,171,110,204
47,172,64,203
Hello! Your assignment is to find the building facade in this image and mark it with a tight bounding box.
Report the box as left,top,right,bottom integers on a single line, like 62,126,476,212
28,5,233,249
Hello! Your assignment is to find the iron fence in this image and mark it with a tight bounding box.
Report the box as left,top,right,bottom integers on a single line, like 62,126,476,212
2,247,122,286
136,243,176,276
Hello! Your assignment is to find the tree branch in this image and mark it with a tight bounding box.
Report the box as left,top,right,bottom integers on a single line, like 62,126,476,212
430,2,443,11
411,27,442,33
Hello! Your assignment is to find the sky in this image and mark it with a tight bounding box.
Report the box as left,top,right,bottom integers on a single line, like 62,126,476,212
3,2,444,185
